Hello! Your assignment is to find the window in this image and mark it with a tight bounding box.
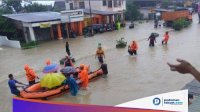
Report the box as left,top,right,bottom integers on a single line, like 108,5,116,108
119,0,122,6
114,0,117,7
103,0,107,6
70,3,73,10
79,2,85,9
108,0,112,8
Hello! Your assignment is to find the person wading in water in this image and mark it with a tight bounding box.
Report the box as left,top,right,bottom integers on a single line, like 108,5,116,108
148,33,156,47
65,41,71,56
128,41,138,55
95,43,105,63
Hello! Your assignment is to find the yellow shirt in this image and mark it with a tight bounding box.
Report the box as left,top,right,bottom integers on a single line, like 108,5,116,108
96,49,104,57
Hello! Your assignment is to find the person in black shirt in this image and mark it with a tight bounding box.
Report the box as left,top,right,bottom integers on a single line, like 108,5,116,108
64,56,74,67
148,33,156,47
65,41,71,56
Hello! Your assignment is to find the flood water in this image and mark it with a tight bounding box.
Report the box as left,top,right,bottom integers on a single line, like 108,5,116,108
1,14,200,112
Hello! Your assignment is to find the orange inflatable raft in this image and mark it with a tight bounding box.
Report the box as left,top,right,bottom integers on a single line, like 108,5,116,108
20,68,103,99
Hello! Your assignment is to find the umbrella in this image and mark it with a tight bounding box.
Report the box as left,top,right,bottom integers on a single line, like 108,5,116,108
60,66,76,74
40,73,66,89
43,63,59,73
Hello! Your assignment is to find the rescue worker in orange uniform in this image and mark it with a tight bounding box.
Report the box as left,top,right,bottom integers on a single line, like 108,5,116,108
45,59,51,65
78,64,89,90
128,41,138,55
162,31,169,45
24,64,39,86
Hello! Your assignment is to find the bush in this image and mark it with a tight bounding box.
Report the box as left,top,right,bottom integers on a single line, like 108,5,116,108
183,21,191,27
21,41,39,49
173,19,191,31
173,19,184,30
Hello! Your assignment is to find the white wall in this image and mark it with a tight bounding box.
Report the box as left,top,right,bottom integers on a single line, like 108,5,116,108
0,36,21,48
0,0,2,5
140,9,151,19
84,0,126,12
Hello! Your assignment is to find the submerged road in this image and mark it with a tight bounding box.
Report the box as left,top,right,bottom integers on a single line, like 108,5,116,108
0,14,200,112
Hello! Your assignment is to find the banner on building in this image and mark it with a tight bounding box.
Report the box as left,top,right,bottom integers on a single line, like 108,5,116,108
39,23,51,28
61,9,84,22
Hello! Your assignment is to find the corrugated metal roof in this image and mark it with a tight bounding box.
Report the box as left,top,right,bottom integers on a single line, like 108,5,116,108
3,11,61,23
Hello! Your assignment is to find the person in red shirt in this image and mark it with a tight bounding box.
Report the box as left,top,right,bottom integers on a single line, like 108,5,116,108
162,31,169,45
24,64,39,86
128,41,138,55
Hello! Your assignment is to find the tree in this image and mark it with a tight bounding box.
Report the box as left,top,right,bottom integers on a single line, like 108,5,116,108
3,0,22,13
162,0,170,9
125,0,140,21
0,6,13,14
0,8,17,40
24,3,49,13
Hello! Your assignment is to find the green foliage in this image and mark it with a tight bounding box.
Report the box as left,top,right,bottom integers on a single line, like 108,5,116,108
173,19,191,31
116,38,127,48
162,0,170,8
21,41,39,49
0,6,13,14
24,3,48,13
3,0,22,13
0,0,20,38
125,1,140,21
52,5,63,12
0,8,17,37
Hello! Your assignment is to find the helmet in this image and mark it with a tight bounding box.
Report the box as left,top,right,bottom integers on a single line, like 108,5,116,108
45,59,51,65
80,64,85,69
24,64,30,70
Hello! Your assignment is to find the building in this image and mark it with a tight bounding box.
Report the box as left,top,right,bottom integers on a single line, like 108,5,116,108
84,0,126,24
2,0,126,42
133,0,159,8
54,0,126,37
3,12,64,42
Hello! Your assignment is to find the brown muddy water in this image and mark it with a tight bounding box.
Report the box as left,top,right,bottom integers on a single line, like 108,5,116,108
0,14,200,112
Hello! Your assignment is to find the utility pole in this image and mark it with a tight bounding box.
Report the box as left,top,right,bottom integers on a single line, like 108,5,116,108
89,0,94,36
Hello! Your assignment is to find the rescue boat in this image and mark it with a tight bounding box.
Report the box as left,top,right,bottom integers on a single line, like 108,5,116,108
20,68,104,99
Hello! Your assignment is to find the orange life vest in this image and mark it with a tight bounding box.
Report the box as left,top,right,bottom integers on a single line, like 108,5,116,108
130,42,138,50
25,69,37,81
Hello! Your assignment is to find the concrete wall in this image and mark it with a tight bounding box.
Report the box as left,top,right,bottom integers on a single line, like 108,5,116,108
140,8,151,19
84,0,126,12
0,36,21,48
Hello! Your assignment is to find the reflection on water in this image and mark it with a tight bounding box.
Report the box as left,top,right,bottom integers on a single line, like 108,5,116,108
1,14,200,112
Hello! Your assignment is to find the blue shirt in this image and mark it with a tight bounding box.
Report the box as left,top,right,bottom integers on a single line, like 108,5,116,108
8,79,19,94
63,77,78,96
